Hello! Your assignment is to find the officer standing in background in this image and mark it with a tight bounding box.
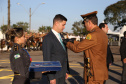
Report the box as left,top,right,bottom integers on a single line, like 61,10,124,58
6,28,32,84
120,31,126,84
65,11,108,84
99,23,114,69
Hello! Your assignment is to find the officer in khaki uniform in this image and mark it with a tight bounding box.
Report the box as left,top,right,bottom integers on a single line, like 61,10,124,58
66,11,108,84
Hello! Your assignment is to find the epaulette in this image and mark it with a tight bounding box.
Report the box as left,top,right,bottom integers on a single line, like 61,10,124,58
14,44,19,51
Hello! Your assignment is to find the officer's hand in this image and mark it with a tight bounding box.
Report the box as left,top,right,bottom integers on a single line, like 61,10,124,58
63,39,74,45
65,73,69,79
69,39,74,43
109,63,112,66
50,79,56,84
123,58,126,63
42,71,50,73
63,39,70,45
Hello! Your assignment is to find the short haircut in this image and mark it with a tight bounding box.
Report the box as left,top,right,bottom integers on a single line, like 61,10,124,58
99,23,107,29
86,15,98,25
53,14,67,24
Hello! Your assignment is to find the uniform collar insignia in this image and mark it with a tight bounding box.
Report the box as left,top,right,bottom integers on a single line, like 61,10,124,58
90,29,95,33
90,26,98,33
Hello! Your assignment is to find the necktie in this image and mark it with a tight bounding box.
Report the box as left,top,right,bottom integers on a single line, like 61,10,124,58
58,33,66,51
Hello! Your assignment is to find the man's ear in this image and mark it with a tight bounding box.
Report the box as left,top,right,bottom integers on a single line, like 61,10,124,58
15,37,19,42
55,21,59,26
88,20,91,27
102,28,104,31
88,21,90,25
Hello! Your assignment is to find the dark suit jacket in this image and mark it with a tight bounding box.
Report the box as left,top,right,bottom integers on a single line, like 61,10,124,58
120,38,126,61
107,45,114,65
42,31,69,80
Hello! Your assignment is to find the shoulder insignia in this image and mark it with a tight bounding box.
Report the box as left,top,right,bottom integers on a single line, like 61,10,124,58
14,53,20,59
86,34,92,40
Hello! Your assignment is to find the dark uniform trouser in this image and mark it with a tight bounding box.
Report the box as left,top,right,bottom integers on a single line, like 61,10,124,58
122,63,126,84
12,75,30,84
56,76,66,84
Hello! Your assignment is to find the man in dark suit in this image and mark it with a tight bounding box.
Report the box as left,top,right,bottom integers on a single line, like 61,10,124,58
42,14,69,84
99,23,114,69
120,31,126,84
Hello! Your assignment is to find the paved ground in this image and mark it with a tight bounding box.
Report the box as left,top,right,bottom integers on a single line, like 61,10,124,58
0,46,122,84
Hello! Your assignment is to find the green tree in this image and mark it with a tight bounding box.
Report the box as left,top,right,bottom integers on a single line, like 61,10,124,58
38,26,46,33
46,26,51,33
12,22,29,32
0,25,8,34
72,20,88,36
104,0,126,30
38,26,52,33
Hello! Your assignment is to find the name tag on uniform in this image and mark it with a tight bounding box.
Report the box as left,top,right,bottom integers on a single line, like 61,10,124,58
14,53,20,59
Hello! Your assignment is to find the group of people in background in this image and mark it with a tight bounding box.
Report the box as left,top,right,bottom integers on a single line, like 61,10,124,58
5,10,126,84
24,32,46,40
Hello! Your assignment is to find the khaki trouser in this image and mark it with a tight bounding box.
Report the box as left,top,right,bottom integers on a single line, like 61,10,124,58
85,80,105,84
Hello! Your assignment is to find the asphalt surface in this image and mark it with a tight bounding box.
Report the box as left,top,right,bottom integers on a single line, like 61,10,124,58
0,46,122,84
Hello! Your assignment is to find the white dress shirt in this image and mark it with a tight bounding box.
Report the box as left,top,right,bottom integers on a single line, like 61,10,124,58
52,29,61,42
52,29,66,50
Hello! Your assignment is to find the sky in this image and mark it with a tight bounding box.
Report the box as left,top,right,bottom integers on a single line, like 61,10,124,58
0,0,120,33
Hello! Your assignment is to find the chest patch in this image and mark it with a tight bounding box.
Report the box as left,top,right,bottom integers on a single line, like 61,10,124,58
14,53,20,59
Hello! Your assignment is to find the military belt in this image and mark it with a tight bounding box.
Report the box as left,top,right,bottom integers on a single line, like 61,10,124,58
14,72,20,75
